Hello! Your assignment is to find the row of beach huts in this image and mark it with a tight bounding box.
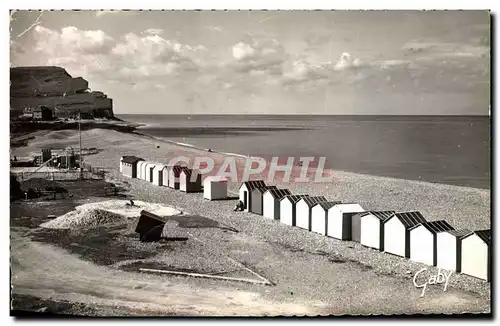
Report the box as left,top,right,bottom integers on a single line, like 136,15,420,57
120,155,491,282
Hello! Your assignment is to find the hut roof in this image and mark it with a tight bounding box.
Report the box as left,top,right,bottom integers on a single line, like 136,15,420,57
266,188,292,199
467,229,491,245
180,167,201,179
410,220,454,233
447,229,473,238
122,156,144,164
171,165,184,175
240,180,266,190
315,201,342,210
152,163,166,171
357,211,395,221
252,186,277,194
393,211,427,228
300,196,328,207
280,194,309,204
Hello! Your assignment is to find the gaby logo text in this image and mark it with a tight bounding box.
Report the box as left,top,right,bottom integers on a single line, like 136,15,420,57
413,268,453,298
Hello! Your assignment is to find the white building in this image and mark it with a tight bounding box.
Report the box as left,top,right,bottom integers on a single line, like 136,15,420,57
136,160,145,180
310,201,342,235
327,203,365,240
295,196,328,231
409,220,454,266
436,229,472,272
179,168,202,193
152,164,167,186
262,188,292,220
168,165,184,189
383,211,427,258
356,211,395,251
203,176,228,200
461,230,491,281
239,180,266,212
280,195,309,226
145,162,156,182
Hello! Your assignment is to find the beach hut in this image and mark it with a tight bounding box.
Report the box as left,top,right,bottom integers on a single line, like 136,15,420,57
436,229,472,272
121,156,144,178
262,188,292,220
203,176,228,200
250,186,277,215
145,162,156,182
136,160,145,180
356,211,395,251
280,195,309,226
140,161,153,181
296,196,328,231
179,168,202,193
327,203,365,241
409,220,454,266
239,180,266,212
162,165,172,187
383,211,427,258
310,201,342,235
168,165,184,189
152,164,167,186
461,230,491,281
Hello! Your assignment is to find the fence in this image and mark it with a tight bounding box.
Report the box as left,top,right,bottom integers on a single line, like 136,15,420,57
13,170,104,182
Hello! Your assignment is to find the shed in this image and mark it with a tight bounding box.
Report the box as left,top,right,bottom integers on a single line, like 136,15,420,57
461,230,491,281
239,180,266,212
162,165,171,187
203,176,228,200
436,229,472,272
279,194,309,226
356,211,395,251
179,167,202,193
250,186,278,215
145,162,156,182
121,156,144,178
262,188,292,220
327,203,365,240
383,211,427,258
168,165,184,189
152,164,167,186
136,160,145,180
140,161,153,181
310,201,342,235
409,220,455,266
296,196,328,231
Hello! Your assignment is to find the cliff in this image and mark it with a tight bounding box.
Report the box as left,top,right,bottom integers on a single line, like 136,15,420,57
10,66,114,119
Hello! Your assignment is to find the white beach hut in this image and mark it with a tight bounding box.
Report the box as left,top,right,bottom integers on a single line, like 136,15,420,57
136,160,145,180
162,165,171,187
296,196,328,231
310,201,342,235
119,156,124,173
280,195,309,226
152,163,166,186
436,229,472,272
145,162,156,182
383,211,427,258
179,168,202,193
168,165,184,189
239,180,266,212
356,211,395,251
409,220,454,266
262,188,292,220
461,230,491,281
327,203,365,240
140,161,153,181
203,176,228,200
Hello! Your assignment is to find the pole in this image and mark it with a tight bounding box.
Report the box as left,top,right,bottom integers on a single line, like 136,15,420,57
79,109,83,176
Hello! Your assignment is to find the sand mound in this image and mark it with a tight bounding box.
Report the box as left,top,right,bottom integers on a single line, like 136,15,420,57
41,200,181,229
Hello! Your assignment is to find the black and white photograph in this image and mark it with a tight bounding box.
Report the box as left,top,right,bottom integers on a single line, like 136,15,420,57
8,6,492,317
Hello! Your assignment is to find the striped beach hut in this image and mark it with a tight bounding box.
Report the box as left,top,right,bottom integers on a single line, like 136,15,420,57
327,203,365,240
296,196,328,231
250,186,277,215
461,230,491,281
384,211,427,258
280,194,309,226
262,188,292,220
310,201,342,236
239,180,266,212
356,211,395,251
168,165,184,189
436,229,472,272
179,167,202,193
409,220,455,266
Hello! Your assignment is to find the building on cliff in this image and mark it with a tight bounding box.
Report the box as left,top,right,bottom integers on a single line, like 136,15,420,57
10,66,114,120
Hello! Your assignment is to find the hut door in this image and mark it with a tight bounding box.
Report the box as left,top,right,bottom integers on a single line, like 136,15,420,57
243,191,248,209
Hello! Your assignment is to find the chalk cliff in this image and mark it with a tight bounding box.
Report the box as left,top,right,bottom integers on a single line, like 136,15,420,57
10,66,114,119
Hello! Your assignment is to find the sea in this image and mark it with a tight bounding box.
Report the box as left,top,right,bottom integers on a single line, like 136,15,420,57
117,114,491,190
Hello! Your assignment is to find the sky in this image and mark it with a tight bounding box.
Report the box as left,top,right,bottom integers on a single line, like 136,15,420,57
9,10,490,115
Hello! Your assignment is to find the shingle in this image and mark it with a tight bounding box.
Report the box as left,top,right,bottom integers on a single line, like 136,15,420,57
281,194,309,204
253,186,277,194
122,156,144,164
316,201,342,210
358,211,395,221
448,229,473,238
394,211,426,228
267,188,292,199
301,196,328,207
241,180,266,190
415,220,454,233
473,229,491,245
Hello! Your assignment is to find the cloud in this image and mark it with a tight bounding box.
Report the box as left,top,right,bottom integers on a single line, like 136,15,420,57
95,10,122,17
402,41,489,59
230,37,286,76
143,28,164,36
